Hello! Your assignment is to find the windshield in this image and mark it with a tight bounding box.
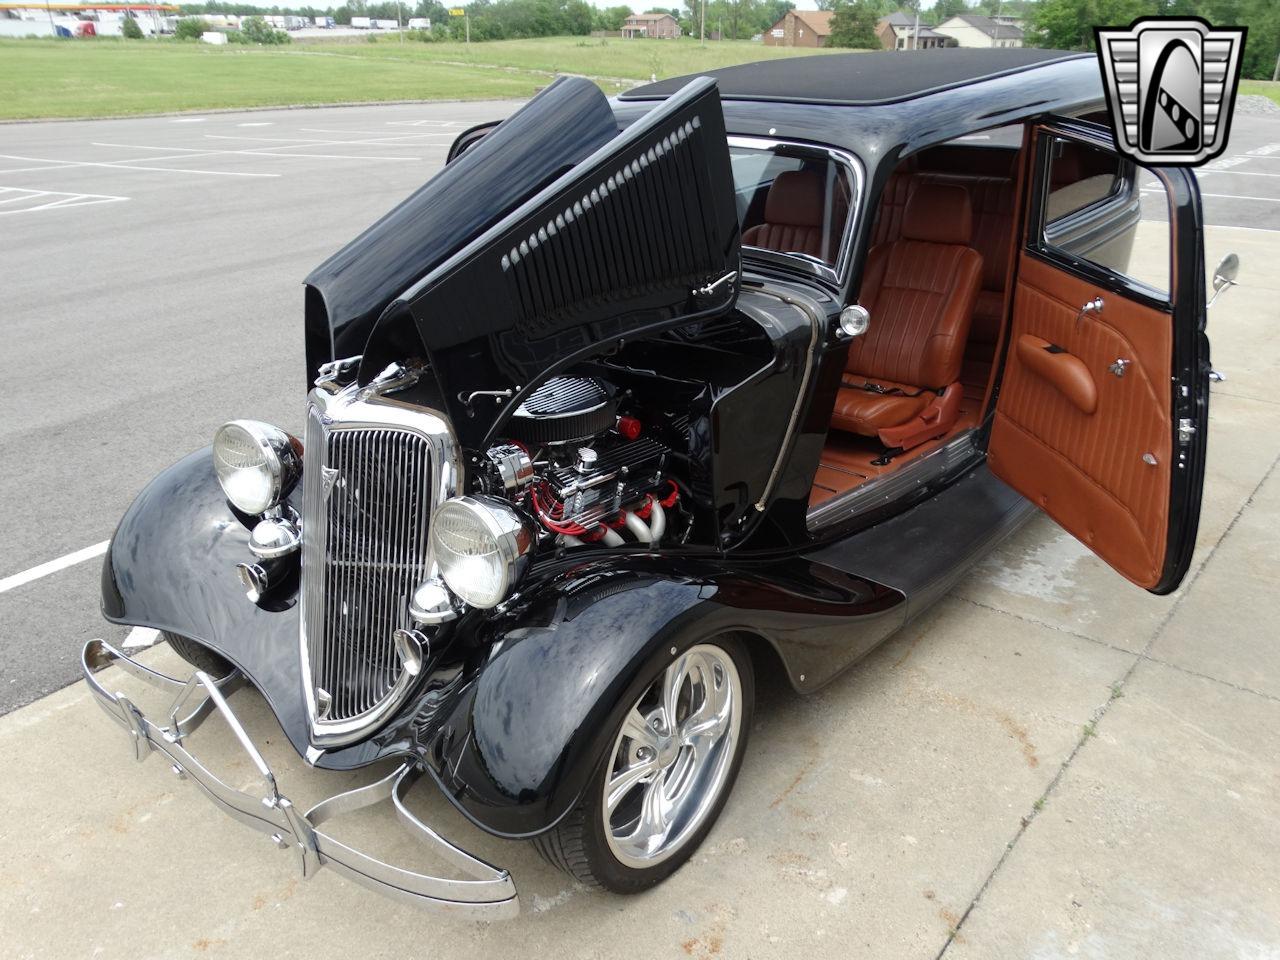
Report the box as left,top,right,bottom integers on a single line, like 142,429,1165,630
729,139,858,279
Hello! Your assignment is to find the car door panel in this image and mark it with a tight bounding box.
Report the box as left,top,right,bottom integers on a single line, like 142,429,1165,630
990,253,1173,588
989,119,1208,594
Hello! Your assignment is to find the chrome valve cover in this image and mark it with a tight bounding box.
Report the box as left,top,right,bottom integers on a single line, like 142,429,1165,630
300,380,461,748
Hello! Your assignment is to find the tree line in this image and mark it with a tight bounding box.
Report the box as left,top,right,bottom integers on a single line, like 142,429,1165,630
173,0,1276,80
820,0,1273,81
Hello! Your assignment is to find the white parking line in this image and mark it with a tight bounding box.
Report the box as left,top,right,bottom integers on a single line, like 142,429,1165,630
122,627,160,650
237,122,274,127
299,127,456,138
207,132,450,148
1142,187,1280,204
0,187,129,215
0,541,109,595
1203,169,1280,179
93,141,422,163
385,119,463,127
0,152,279,178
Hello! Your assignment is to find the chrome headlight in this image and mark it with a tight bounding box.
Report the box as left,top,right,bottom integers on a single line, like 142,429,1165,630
430,495,535,609
213,420,302,516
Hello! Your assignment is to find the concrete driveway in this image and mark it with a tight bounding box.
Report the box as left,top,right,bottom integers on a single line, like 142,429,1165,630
2,104,1278,959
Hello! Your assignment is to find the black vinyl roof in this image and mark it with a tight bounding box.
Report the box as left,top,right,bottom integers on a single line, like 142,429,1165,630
622,48,1092,106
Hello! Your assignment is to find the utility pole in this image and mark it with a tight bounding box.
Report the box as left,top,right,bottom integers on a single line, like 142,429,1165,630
912,10,919,50
44,0,55,34
700,0,705,46
396,1,403,42
992,0,1002,47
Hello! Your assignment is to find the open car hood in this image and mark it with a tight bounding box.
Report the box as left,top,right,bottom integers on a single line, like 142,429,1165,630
304,76,622,382
306,76,740,441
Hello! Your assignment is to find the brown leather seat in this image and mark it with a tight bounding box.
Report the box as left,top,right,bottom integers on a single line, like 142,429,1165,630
832,182,983,446
871,169,1016,390
742,170,828,261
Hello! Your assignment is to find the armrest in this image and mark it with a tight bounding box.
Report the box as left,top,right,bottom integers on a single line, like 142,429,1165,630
1015,334,1097,415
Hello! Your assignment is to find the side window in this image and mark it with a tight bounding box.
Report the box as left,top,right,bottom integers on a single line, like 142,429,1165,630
1038,135,1170,298
729,142,857,272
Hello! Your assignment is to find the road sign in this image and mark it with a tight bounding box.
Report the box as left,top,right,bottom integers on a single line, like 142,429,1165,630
449,7,464,15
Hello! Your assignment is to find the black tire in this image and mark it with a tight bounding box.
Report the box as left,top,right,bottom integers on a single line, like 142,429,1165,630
164,631,234,678
532,634,754,893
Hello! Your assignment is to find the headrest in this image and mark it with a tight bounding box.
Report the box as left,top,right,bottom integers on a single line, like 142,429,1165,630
902,182,973,246
764,170,825,228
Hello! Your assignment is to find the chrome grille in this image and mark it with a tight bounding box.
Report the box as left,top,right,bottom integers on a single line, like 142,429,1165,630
302,409,434,724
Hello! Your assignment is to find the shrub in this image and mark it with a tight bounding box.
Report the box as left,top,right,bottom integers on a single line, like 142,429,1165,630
121,16,143,39
174,17,205,40
240,16,290,45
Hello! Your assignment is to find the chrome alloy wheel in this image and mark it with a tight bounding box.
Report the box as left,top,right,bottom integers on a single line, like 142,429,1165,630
602,643,743,868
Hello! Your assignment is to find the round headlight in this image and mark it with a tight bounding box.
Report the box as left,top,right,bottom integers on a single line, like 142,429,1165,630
213,420,302,516
430,496,535,609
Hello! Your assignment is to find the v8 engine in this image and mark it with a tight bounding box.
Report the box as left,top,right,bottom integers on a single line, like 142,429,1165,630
478,376,683,548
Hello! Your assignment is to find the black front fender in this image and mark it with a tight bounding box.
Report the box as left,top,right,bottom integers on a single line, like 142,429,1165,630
100,448,384,769
416,557,902,838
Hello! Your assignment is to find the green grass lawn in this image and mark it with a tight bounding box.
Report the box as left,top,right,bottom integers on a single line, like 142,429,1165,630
1241,80,1280,108
318,34,844,82
0,36,841,120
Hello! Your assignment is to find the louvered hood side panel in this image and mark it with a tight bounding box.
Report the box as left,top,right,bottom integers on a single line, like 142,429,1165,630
499,112,730,341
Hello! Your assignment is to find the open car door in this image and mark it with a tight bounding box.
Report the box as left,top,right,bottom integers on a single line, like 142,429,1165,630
989,119,1210,594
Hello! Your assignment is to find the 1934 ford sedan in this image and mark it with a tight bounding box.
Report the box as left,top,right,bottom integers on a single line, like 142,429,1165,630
82,49,1223,918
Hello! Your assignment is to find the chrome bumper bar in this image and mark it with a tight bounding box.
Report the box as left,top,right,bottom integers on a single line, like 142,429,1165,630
80,638,520,919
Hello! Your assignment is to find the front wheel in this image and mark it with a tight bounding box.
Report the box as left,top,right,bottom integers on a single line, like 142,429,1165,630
533,636,754,893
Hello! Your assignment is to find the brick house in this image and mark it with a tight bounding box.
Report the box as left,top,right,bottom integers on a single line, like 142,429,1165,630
762,9,833,48
622,12,680,39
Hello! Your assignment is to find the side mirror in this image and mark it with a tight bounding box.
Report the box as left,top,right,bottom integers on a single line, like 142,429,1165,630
1207,253,1240,308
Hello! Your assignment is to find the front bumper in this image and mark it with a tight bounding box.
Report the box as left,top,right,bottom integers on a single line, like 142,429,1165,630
80,638,520,918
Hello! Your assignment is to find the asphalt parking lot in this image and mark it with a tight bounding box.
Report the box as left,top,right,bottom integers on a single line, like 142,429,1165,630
2,102,1279,958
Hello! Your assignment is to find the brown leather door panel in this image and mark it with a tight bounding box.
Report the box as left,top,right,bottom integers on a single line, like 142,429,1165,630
990,253,1173,588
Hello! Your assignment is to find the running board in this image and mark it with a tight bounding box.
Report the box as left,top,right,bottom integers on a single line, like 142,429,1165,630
805,464,1035,623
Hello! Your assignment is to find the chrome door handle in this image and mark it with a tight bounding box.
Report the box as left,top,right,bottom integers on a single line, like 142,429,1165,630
1076,296,1104,327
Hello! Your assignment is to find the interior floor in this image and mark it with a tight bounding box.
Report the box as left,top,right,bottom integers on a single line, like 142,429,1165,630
809,138,1023,511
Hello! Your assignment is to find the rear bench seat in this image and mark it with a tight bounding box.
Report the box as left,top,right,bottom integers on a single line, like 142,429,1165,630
869,165,1016,405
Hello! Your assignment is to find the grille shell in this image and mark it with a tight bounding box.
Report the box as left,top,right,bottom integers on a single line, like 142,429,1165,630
300,385,460,747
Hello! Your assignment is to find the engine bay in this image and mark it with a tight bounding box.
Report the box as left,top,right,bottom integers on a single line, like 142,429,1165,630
468,304,792,554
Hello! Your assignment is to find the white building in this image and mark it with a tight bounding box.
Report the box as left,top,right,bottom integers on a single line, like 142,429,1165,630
934,13,1023,49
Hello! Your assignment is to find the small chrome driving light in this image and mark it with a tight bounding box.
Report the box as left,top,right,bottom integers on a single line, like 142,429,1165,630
248,514,301,559
430,496,535,609
236,562,268,603
213,420,302,516
839,304,871,338
409,578,459,626
393,628,428,677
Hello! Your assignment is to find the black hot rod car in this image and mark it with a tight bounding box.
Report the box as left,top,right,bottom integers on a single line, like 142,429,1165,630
83,49,1228,917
